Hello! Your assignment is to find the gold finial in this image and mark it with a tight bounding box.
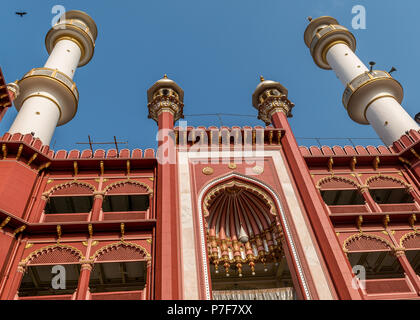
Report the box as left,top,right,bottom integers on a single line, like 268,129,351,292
260,75,265,82
307,16,312,22
163,74,168,79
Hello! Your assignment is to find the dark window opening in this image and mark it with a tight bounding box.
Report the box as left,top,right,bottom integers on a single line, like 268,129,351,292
369,188,414,204
19,264,80,297
347,251,405,279
44,196,93,214
320,189,365,206
210,258,298,300
89,261,147,293
102,195,149,212
406,250,420,276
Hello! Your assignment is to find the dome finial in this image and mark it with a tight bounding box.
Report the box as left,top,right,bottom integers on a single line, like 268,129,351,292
163,74,168,79
260,75,265,82
307,16,312,22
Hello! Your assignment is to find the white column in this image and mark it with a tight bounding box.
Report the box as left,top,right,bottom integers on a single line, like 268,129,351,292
326,43,369,85
366,97,420,146
44,39,81,79
8,95,60,144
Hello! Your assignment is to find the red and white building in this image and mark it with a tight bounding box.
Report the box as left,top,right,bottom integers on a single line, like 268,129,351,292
0,12,419,300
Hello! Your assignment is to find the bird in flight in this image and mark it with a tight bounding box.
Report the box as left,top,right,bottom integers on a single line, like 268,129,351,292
15,12,27,17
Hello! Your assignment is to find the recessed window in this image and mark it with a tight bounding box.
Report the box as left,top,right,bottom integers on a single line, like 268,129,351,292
102,195,149,212
89,261,147,293
19,264,80,297
320,189,365,206
369,188,414,204
347,251,404,279
44,196,93,214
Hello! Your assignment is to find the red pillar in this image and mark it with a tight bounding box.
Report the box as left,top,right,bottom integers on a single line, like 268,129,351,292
6,264,26,300
395,250,420,294
91,192,104,221
271,110,363,300
155,110,181,300
75,262,92,300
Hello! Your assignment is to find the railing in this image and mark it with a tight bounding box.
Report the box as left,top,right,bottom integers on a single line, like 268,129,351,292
363,277,417,298
90,290,144,300
328,204,369,214
19,294,73,300
212,287,296,300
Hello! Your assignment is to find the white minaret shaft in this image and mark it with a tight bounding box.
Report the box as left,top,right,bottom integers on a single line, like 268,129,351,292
8,10,97,145
304,16,420,146
44,39,82,79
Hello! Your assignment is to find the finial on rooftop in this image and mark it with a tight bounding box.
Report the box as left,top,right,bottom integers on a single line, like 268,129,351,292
163,74,168,79
260,75,265,82
307,16,312,22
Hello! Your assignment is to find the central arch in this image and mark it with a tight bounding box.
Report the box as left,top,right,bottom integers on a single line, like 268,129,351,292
197,172,310,300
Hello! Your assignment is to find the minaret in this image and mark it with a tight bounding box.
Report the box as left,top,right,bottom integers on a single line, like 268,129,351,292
304,16,419,146
147,75,184,299
9,10,97,145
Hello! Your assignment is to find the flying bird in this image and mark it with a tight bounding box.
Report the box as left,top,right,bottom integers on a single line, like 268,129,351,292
15,12,27,17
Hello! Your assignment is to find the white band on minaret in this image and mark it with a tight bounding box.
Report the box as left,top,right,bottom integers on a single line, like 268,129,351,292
8,10,97,145
304,16,420,146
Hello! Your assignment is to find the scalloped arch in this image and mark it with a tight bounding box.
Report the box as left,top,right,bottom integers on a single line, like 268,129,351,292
103,179,152,194
316,175,360,189
20,244,85,266
90,240,151,261
45,181,96,197
400,231,420,249
365,174,411,189
202,178,277,218
343,233,394,253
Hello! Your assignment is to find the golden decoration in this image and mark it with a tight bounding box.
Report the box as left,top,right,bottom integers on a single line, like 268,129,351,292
89,240,151,261
202,167,214,175
0,216,11,230
100,161,104,175
16,144,23,161
373,156,380,171
20,243,85,265
252,166,264,175
45,180,96,197
82,240,98,247
12,225,26,236
126,160,131,176
410,148,420,160
2,143,7,159
350,156,357,171
398,157,412,166
27,153,38,165
47,179,53,184
146,238,152,244
228,163,237,170
103,179,153,194
343,233,394,253
25,243,34,249
328,157,334,172
149,177,154,181
203,179,277,217
73,161,78,176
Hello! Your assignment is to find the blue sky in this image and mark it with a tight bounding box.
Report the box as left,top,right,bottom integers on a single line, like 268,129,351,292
1,0,419,151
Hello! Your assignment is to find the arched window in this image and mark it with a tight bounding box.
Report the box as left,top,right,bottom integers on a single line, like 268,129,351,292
18,245,83,298
366,175,414,204
316,177,366,213
102,181,151,213
88,242,150,298
202,178,297,300
44,182,95,214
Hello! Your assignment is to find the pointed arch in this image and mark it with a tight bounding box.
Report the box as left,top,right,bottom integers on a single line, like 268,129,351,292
103,179,152,194
400,231,420,249
365,174,411,189
316,175,360,190
197,172,311,300
343,233,394,253
90,240,151,262
44,181,96,197
20,244,85,266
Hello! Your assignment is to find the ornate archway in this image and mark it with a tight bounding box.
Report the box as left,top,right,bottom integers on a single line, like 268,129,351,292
198,173,309,300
